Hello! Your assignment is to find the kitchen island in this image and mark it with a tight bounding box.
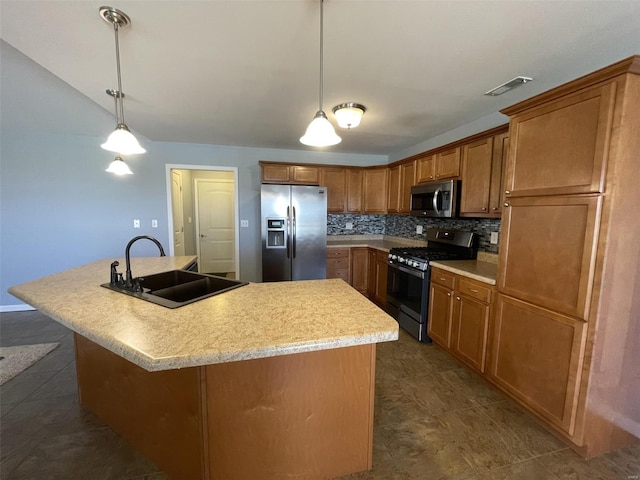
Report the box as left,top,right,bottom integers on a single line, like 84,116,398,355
8,257,398,480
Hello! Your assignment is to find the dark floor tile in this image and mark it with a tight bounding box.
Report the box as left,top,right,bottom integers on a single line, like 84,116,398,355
7,428,160,480
479,400,567,456
20,342,74,375
439,367,506,406
601,442,640,476
25,362,78,401
536,448,630,479
0,371,54,405
474,459,560,479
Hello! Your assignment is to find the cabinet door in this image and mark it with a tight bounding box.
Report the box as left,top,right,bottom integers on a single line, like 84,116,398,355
399,162,416,213
416,155,436,183
350,248,369,295
427,283,453,348
498,194,601,320
367,249,377,299
387,166,400,213
262,164,291,183
505,82,615,197
460,138,493,215
346,169,363,213
363,168,388,214
452,294,490,373
375,254,388,306
320,167,347,213
292,166,320,185
489,294,587,434
435,147,461,179
326,248,350,282
489,133,509,214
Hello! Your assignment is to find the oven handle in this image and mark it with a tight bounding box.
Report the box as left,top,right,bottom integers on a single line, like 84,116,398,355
388,261,425,279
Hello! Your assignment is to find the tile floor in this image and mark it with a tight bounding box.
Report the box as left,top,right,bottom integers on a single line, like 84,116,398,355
1,310,638,480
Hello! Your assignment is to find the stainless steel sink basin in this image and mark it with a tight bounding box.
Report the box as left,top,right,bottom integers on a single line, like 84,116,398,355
101,270,248,308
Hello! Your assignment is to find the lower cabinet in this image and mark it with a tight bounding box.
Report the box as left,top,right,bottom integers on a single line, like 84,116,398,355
350,248,369,296
428,268,493,374
374,252,388,306
326,248,350,282
488,294,587,435
328,247,388,306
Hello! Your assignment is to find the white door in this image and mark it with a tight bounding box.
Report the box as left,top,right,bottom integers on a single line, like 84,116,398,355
171,170,186,256
195,179,235,274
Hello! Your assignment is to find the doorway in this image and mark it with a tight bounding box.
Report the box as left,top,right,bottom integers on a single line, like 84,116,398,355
166,165,240,279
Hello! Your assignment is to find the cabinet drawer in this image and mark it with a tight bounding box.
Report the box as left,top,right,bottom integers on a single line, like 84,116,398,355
327,269,349,282
458,278,492,303
431,269,455,289
326,257,349,270
327,248,350,258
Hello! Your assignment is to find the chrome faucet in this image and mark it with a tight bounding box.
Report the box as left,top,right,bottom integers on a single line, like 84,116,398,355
110,235,166,291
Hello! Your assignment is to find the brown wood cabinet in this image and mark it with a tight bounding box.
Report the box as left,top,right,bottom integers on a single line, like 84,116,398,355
350,248,369,296
367,249,377,300
326,248,350,282
428,268,492,374
374,251,388,306
460,137,494,215
363,168,388,214
387,162,415,214
489,132,509,214
489,295,586,435
346,169,363,213
261,162,320,185
416,154,436,183
320,167,347,213
415,148,461,183
386,165,401,213
496,56,640,457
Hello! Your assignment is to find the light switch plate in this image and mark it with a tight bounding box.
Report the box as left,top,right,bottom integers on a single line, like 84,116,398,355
490,232,499,244
133,219,140,228
345,222,353,230
151,219,158,228
240,219,249,228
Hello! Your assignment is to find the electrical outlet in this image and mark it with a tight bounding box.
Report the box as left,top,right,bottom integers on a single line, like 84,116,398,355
490,232,499,245
345,222,353,230
416,225,423,234
151,219,158,228
240,219,249,228
133,219,140,228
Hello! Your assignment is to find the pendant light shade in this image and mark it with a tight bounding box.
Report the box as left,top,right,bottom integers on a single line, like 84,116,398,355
105,156,133,175
300,0,341,147
300,111,342,147
100,6,146,156
101,124,146,155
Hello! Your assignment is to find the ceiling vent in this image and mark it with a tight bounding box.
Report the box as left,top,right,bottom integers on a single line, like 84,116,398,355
484,76,533,96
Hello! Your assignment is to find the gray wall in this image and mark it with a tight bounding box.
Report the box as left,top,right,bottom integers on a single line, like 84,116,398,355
0,43,386,308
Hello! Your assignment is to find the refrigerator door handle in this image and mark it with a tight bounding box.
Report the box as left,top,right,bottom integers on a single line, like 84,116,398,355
286,206,291,259
292,206,297,258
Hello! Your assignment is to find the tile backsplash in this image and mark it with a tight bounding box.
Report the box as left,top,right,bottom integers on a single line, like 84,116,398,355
328,214,501,253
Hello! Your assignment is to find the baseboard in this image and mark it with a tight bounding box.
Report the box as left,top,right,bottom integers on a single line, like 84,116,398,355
0,304,36,313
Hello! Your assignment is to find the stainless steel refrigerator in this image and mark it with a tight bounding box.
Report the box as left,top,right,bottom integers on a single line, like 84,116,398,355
261,185,327,282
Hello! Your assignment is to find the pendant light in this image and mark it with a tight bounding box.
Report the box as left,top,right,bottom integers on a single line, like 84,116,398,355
105,156,133,175
100,6,146,155
300,0,341,147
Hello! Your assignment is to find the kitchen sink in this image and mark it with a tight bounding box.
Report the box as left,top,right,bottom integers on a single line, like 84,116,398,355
101,270,248,308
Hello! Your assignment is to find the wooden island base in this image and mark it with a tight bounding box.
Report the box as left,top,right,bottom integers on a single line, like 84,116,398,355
75,334,376,480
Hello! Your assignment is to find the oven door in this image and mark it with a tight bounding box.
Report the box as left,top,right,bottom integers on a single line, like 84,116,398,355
387,262,430,341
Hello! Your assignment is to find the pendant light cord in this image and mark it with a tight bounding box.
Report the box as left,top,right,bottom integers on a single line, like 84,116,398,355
113,21,125,125
318,0,324,111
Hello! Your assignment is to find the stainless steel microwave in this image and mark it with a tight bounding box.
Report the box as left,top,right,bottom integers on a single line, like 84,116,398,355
410,179,459,218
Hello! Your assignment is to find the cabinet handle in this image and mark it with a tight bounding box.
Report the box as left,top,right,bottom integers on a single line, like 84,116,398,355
470,288,479,293
504,202,510,207
456,296,461,301
492,207,498,211
429,175,434,180
447,293,451,297
436,174,440,178
440,277,446,281
482,207,487,211
505,190,510,195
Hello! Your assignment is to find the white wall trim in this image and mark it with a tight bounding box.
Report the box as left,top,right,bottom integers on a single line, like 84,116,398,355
165,164,240,277
1,304,36,312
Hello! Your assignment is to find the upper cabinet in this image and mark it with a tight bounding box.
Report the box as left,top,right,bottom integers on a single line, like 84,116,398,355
346,169,363,213
503,82,615,198
319,167,347,213
386,165,400,213
387,163,416,214
460,132,508,218
363,168,388,214
416,148,461,184
261,162,320,185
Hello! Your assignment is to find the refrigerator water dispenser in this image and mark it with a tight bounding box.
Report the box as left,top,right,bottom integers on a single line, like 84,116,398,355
266,218,286,248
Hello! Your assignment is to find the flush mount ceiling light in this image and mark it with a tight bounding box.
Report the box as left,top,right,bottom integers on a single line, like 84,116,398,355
484,76,533,96
100,6,146,155
300,0,341,147
105,156,133,175
332,103,366,129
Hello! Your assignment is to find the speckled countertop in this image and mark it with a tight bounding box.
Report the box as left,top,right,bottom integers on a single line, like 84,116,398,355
8,256,398,372
430,256,498,285
327,235,427,252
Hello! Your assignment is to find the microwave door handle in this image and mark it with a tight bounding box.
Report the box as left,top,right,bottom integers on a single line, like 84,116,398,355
286,206,291,259
433,188,441,215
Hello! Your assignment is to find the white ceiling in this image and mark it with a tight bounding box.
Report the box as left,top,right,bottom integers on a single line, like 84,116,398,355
2,0,640,156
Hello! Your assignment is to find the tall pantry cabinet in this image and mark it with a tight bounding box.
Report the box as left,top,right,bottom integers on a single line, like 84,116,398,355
493,56,640,457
